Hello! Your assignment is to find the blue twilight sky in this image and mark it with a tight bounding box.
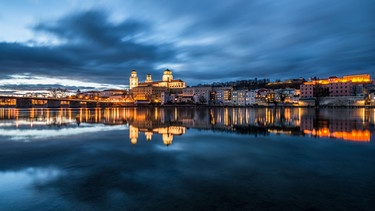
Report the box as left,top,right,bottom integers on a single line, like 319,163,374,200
1,0,374,91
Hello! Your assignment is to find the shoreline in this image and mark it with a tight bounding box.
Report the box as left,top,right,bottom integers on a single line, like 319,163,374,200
1,104,374,109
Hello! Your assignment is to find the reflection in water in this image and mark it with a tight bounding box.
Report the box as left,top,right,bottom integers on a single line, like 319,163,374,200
0,107,374,143
300,108,373,142
0,107,374,210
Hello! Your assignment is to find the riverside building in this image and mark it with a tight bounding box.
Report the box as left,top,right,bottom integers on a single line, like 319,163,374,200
129,69,186,103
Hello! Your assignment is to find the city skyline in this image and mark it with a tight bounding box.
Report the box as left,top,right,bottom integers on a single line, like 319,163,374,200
1,0,375,92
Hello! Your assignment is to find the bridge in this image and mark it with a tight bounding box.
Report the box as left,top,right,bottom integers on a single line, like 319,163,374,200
0,96,130,108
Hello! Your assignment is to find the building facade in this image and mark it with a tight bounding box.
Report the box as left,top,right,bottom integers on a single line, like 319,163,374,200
232,90,247,106
245,90,256,105
300,74,372,98
130,69,186,102
129,70,139,89
212,87,232,105
182,86,212,105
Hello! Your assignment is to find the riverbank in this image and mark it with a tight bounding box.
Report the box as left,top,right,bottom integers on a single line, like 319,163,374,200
1,104,374,109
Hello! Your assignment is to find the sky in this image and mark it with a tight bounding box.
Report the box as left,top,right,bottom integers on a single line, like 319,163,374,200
1,0,374,92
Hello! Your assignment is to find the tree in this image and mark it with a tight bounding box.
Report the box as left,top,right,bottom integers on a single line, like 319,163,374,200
278,92,287,102
198,96,207,104
48,87,68,98
48,87,58,98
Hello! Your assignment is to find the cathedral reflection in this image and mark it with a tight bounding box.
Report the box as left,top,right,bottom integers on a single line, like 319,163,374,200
129,124,185,145
0,107,374,144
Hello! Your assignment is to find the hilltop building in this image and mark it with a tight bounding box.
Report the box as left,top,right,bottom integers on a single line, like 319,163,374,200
300,74,372,98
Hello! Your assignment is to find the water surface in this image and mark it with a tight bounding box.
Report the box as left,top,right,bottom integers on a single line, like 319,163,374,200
0,107,374,210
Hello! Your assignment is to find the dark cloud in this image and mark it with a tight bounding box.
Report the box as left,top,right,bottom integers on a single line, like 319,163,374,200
0,84,95,92
161,0,375,82
32,10,169,63
1,0,375,88
0,10,177,87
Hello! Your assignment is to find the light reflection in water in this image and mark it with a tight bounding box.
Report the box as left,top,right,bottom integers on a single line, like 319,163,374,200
0,107,373,211
0,107,374,143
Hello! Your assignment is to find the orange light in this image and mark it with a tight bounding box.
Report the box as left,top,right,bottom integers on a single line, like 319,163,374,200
304,128,370,142
332,130,370,142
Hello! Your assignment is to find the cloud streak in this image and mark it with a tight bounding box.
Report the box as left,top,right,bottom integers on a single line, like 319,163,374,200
0,9,177,90
0,0,374,90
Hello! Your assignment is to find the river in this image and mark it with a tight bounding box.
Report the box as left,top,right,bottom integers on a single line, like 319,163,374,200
0,107,374,210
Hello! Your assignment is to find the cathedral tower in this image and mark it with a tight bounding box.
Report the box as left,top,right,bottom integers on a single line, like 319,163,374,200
162,69,173,82
129,70,139,89
145,73,152,83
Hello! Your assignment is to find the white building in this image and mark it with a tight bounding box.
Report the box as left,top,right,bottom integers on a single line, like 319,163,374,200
232,90,256,106
245,90,256,105
232,90,247,106
213,87,232,105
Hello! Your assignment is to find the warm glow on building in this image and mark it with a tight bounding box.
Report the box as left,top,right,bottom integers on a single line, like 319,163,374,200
343,74,371,83
304,74,372,85
0,99,16,106
129,69,186,103
300,74,372,98
129,70,139,90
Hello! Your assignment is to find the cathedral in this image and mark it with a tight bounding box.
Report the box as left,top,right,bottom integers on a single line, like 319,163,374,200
129,69,186,102
129,69,186,89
